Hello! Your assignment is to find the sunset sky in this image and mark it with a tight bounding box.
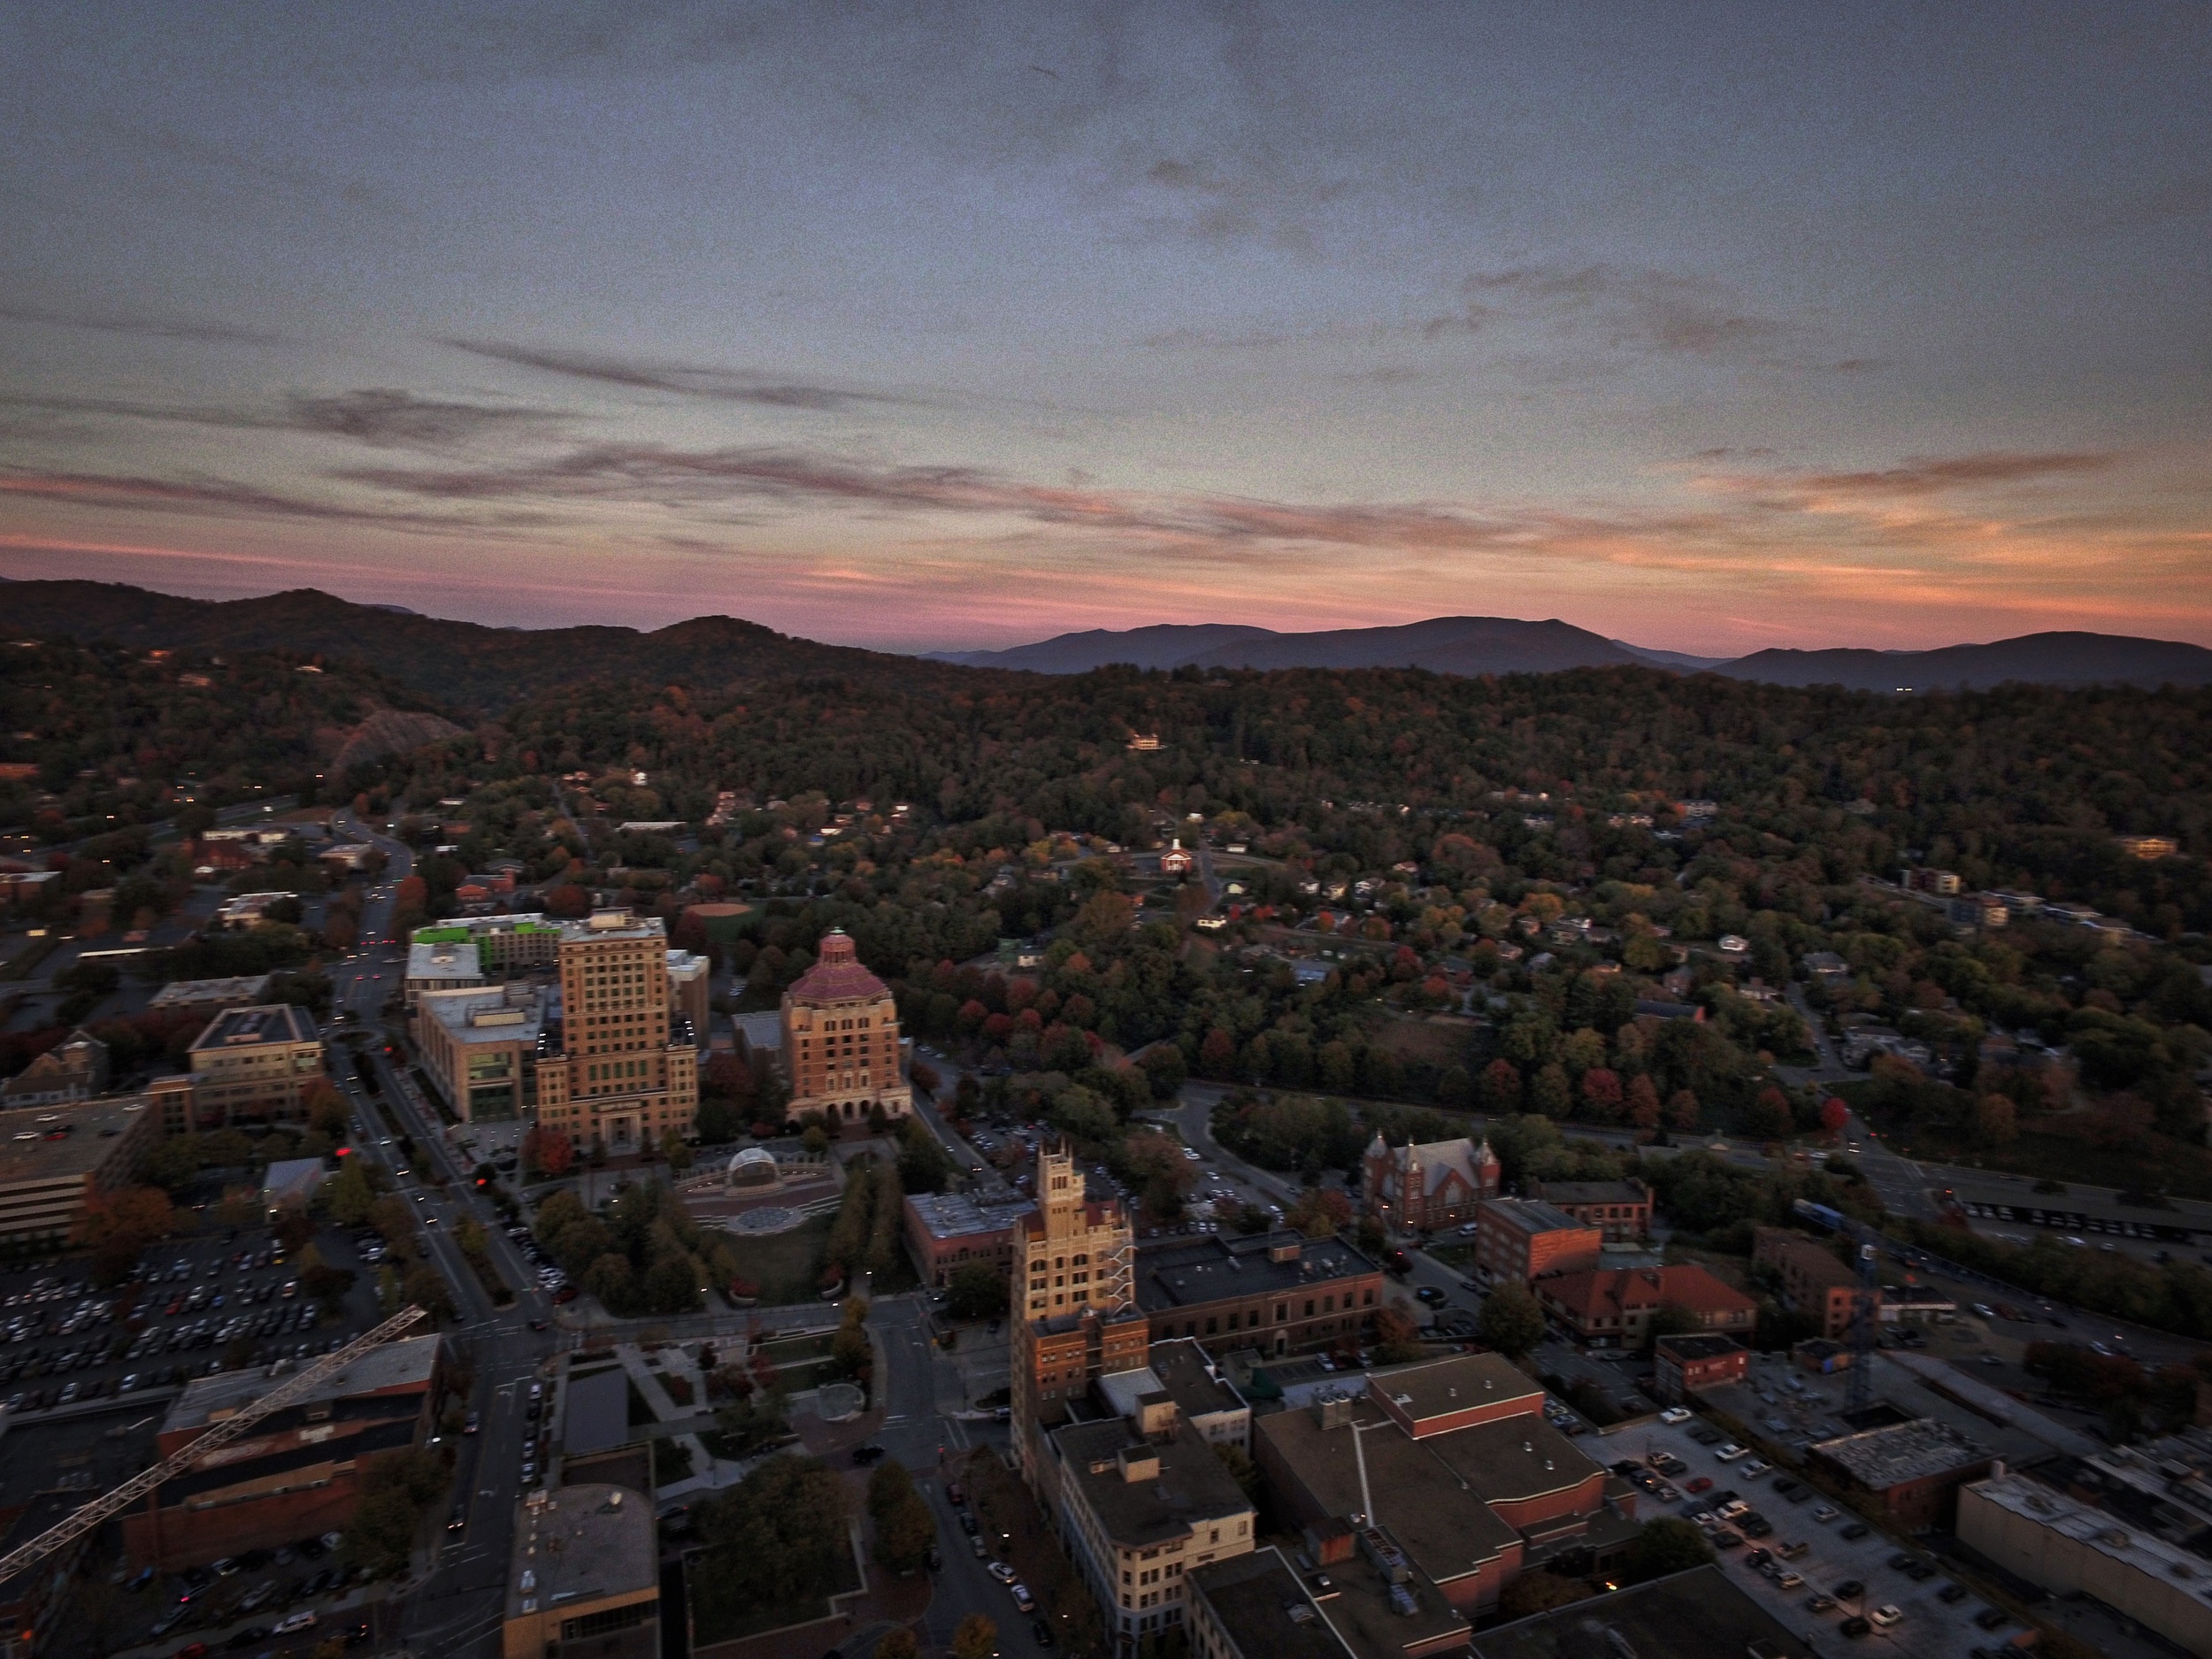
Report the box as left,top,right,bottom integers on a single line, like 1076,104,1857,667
3,3,2208,654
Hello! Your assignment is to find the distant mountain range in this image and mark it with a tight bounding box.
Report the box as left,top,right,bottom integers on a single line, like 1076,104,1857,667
928,617,2212,688
0,581,933,713
924,617,1723,676
6,580,2209,709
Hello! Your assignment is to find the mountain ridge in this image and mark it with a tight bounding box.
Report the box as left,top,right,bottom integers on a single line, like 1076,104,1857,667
7,580,2210,707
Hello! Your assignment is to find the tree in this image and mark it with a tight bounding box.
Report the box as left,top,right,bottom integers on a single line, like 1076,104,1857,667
325,1162,377,1226
1621,1517,1713,1583
1499,1570,1591,1618
1746,1086,1793,1141
1371,1304,1425,1364
867,1461,937,1573
75,1185,174,1284
947,1261,1010,1322
953,1614,999,1659
1626,1072,1662,1134
1974,1093,2017,1145
897,1117,954,1194
1476,1282,1546,1357
876,1631,920,1659
1211,1440,1261,1502
585,1251,636,1311
1285,1187,1352,1240
1480,1058,1523,1114
661,1127,694,1171
526,1125,577,1179
693,1454,852,1632
1665,1088,1702,1133
403,1264,456,1323
1530,1064,1571,1119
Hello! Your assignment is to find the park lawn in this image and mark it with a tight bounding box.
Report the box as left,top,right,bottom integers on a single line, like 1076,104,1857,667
724,1213,834,1303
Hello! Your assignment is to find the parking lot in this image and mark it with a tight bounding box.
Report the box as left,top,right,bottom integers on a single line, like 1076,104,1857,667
0,1215,385,1425
1608,1408,2021,1656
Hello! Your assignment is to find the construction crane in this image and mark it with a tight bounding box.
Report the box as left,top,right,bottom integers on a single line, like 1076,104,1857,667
0,1304,427,1586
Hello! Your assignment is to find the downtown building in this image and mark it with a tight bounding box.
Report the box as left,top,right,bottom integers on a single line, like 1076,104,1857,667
531,911,699,1156
778,929,912,1132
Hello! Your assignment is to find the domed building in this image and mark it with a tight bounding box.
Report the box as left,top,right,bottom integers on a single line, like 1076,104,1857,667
780,930,912,1133
726,1145,780,1189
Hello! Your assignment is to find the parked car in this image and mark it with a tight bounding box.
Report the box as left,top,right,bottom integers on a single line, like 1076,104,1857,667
852,1444,887,1466
988,1562,1018,1585
273,1611,318,1635
1839,1521,1870,1540
1939,1582,1969,1603
1868,1605,1902,1629
1659,1407,1693,1425
1011,1584,1037,1614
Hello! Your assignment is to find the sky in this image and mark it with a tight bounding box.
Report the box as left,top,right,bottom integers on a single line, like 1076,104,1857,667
2,2,2209,656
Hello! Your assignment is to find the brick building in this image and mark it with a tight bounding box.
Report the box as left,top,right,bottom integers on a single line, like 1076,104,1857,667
1011,1144,1146,1485
1254,1353,1636,1619
1472,1200,1601,1285
1134,1232,1382,1359
1651,1333,1749,1402
902,1189,1035,1287
1753,1226,1873,1339
780,929,911,1132
1525,1179,1650,1242
1808,1417,1993,1533
123,1334,442,1571
1533,1264,1757,1348
1359,1134,1500,1233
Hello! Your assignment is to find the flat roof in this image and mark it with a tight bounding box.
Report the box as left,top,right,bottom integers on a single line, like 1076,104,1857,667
1146,1339,1247,1420
188,1003,318,1051
149,973,272,1008
1374,1352,1542,1427
1471,1565,1815,1659
565,1366,633,1457
165,1333,440,1433
1188,1548,1356,1659
508,1482,657,1620
1530,1180,1646,1206
1811,1416,1992,1490
1053,1417,1252,1549
1654,1333,1746,1362
1484,1198,1591,1235
0,1094,153,1188
421,987,542,1044
1255,1399,1519,1582
906,1189,1035,1242
1135,1231,1377,1311
407,940,484,980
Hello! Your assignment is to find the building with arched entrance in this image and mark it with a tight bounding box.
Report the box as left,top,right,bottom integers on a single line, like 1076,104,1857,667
779,930,912,1133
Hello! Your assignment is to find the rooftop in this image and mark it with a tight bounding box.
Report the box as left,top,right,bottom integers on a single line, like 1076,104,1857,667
1471,1564,1815,1659
148,973,273,1009
1755,1226,1861,1290
1134,1230,1378,1311
1187,1548,1355,1659
1967,1471,2212,1597
0,1094,154,1187
165,1333,440,1434
1371,1351,1541,1432
1483,1198,1594,1236
565,1365,633,1457
1254,1396,1520,1581
1811,1415,1993,1490
906,1189,1037,1241
421,986,543,1044
1053,1417,1253,1549
1654,1333,1747,1363
1146,1338,1248,1422
785,930,891,1004
406,939,483,981
1528,1179,1647,1207
188,1002,318,1052
507,1483,658,1620
1537,1263,1757,1320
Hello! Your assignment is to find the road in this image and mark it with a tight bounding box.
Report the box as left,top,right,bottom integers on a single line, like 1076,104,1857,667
327,809,565,1659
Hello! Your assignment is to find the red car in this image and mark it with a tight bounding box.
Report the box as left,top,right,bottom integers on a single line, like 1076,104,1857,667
552,1284,580,1303
173,1645,210,1659
1686,1476,1714,1494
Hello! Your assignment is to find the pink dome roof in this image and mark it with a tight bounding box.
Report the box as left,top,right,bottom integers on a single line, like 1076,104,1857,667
787,930,889,1003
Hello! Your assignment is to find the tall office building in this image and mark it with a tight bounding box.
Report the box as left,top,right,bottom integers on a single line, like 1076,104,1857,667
1010,1143,1143,1483
532,912,699,1156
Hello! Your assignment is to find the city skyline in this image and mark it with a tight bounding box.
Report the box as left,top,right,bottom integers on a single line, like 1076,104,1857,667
4,4,2208,654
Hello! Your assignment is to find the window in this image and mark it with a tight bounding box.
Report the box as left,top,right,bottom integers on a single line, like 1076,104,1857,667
560,1601,657,1642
